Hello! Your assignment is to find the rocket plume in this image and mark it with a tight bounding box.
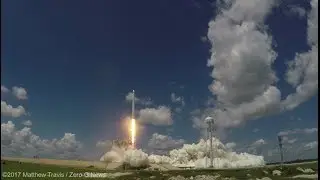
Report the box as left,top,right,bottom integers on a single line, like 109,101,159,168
131,118,136,148
131,90,136,149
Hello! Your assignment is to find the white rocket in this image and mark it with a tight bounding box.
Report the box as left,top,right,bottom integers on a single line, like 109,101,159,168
132,90,135,119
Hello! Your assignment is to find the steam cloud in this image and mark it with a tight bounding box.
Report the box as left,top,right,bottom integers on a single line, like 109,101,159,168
100,137,265,169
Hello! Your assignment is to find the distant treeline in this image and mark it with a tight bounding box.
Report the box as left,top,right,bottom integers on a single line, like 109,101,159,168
267,158,318,165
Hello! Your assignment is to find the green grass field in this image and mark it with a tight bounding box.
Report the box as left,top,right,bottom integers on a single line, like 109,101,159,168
1,160,318,180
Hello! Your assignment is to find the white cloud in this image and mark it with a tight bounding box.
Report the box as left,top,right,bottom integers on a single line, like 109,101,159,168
22,120,32,126
96,140,112,149
253,128,259,133
1,101,26,118
200,36,208,42
252,139,267,147
148,133,185,152
247,139,267,155
12,86,28,100
304,141,318,149
171,93,185,106
175,107,182,113
1,121,82,159
282,136,297,144
304,128,318,134
282,0,318,110
138,106,172,126
225,142,236,150
287,5,306,18
205,0,280,129
194,0,318,134
278,128,318,136
287,138,297,144
125,92,139,102
125,92,152,106
1,85,9,93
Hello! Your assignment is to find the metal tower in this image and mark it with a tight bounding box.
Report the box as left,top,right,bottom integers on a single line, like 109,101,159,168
205,116,214,168
278,135,284,165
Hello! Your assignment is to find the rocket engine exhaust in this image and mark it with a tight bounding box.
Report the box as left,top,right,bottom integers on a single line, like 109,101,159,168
131,118,136,148
130,90,136,149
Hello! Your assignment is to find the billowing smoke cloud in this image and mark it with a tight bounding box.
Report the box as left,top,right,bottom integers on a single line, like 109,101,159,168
138,106,173,126
1,121,82,159
100,137,265,169
148,133,185,154
1,101,26,118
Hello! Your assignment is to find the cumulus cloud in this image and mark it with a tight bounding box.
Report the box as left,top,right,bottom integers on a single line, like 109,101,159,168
1,121,82,159
1,85,9,93
282,0,318,110
247,139,267,155
282,136,297,144
204,0,280,129
278,127,318,136
148,133,185,153
287,5,306,18
287,139,297,144
125,92,152,106
12,86,28,100
138,106,172,126
96,140,112,149
304,141,318,149
194,0,318,134
171,93,185,106
22,120,32,126
200,36,208,42
1,101,26,118
253,128,260,133
252,139,267,147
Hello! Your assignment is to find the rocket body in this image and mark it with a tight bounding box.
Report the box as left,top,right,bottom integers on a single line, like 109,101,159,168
132,90,135,119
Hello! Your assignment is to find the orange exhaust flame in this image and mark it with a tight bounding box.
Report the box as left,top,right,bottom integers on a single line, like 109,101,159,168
130,118,136,148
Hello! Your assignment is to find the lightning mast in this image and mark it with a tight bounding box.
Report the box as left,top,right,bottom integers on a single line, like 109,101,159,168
278,135,284,165
205,116,214,168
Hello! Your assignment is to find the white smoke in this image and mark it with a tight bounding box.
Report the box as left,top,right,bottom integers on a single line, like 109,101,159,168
100,137,265,169
124,149,149,167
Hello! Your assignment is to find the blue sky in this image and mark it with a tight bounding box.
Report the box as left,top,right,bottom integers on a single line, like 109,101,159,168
1,0,318,162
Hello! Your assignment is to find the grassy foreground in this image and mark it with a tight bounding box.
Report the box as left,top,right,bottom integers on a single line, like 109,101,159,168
1,160,318,180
